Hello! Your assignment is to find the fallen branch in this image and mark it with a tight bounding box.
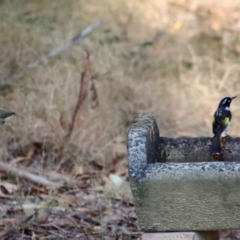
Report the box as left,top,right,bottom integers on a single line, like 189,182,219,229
0,161,59,187
39,171,77,186
0,19,102,90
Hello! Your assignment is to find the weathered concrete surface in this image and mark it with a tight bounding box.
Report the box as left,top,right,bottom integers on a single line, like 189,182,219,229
142,231,240,240
159,136,240,162
142,231,220,240
142,232,196,240
127,113,160,180
138,162,240,231
127,114,240,232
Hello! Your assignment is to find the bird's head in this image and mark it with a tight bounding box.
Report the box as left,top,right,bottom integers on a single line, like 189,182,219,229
218,96,237,109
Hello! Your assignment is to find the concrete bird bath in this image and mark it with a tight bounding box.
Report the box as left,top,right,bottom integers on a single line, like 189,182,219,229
127,114,240,240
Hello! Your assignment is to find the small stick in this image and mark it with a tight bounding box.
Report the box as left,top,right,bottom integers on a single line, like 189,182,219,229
123,31,165,58
39,171,77,186
0,19,102,90
0,161,59,187
64,50,91,143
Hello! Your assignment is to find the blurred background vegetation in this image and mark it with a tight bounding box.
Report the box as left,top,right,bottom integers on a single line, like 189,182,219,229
1,0,240,168
1,0,240,237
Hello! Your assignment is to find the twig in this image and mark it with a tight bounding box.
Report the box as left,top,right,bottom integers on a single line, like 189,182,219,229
0,19,102,90
123,31,165,58
0,161,59,187
64,50,91,143
39,171,77,186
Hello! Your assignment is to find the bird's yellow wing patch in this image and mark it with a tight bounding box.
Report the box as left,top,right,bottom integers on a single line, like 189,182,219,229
223,117,230,125
212,117,215,124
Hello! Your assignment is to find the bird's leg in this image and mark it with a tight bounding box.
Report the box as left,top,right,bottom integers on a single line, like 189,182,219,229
221,136,227,145
220,131,231,144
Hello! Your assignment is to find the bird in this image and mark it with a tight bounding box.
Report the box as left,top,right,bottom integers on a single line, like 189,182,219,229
211,96,237,156
0,110,16,124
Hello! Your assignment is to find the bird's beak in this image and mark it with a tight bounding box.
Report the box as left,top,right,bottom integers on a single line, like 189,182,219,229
232,96,237,100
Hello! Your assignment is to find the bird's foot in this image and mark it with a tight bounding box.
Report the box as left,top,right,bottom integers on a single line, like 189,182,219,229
212,152,223,160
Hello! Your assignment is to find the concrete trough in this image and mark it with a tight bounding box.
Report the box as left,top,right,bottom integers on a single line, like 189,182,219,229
127,114,240,235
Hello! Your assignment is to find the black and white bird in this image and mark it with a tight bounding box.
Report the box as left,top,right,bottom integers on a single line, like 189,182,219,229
212,96,237,155
0,110,16,124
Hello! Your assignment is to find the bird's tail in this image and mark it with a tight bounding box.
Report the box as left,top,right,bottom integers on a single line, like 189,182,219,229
211,133,222,156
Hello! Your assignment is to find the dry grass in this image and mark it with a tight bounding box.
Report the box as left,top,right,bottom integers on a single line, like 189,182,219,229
1,0,240,238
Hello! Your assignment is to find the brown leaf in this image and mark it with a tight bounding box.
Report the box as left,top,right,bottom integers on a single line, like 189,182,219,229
90,161,103,171
57,194,77,207
73,165,84,175
101,174,111,185
0,182,19,194
10,156,31,165
0,230,8,238
26,146,35,159
53,216,78,228
1,218,17,225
